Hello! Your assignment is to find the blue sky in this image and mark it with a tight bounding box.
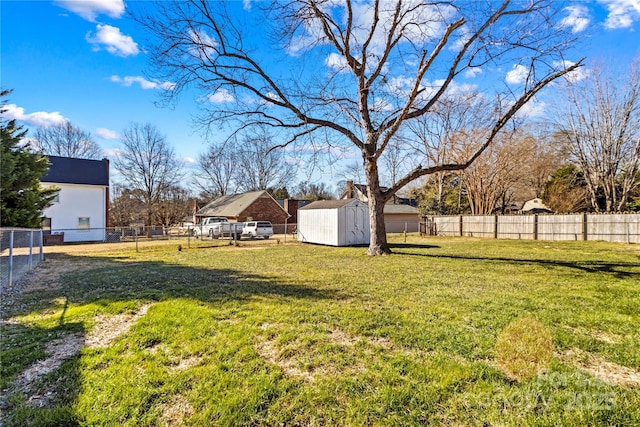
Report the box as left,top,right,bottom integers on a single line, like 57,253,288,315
2,0,640,188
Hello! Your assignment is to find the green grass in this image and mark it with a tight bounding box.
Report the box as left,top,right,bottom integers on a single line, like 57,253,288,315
1,236,639,426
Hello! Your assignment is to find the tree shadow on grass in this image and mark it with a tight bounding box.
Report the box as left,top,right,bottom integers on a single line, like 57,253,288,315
389,243,440,250
392,249,640,280
0,252,345,426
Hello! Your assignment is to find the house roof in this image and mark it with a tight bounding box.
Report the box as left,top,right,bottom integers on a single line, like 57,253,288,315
300,199,366,210
41,156,109,186
196,190,287,217
521,198,553,213
383,203,419,215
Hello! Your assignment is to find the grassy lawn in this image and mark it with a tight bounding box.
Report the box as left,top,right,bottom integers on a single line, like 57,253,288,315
1,236,639,426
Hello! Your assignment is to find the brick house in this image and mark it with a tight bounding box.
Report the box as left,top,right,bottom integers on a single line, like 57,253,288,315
195,191,290,229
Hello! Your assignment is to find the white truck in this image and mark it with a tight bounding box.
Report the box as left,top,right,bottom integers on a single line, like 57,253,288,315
193,217,243,240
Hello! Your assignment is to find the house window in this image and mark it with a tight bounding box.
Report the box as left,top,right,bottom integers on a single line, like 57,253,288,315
42,217,51,234
78,217,90,230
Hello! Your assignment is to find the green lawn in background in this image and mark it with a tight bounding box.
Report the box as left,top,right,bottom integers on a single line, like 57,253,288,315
1,236,638,426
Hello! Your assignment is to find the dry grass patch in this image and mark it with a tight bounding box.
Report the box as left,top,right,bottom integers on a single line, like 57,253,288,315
160,394,194,426
169,355,203,372
254,335,316,382
16,333,84,395
559,348,640,387
562,325,624,345
496,317,554,381
254,323,394,382
86,304,152,348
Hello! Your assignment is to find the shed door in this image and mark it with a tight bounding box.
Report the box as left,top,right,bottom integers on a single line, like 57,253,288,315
346,206,365,245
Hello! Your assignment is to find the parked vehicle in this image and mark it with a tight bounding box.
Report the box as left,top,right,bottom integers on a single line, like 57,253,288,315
193,217,242,239
242,221,274,239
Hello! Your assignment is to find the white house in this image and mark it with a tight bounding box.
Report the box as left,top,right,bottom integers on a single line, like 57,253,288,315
41,156,109,243
297,199,370,246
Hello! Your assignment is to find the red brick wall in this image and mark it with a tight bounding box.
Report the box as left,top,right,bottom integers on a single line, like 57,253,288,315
238,195,289,224
284,199,299,223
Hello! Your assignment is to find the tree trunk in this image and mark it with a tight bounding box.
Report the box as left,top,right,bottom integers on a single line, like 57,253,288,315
364,158,391,256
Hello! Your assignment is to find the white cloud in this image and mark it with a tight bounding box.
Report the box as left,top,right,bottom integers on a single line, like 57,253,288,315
110,75,176,90
55,0,124,22
207,89,235,103
555,60,590,82
1,104,67,128
464,67,482,78
86,24,139,57
96,127,120,140
188,29,218,60
560,5,591,33
505,64,529,85
515,98,547,119
325,52,349,70
103,147,125,158
599,0,640,29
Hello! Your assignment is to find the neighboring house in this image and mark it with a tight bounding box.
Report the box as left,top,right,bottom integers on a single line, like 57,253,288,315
195,190,290,227
521,198,554,214
342,180,420,232
276,199,313,225
298,199,370,246
41,156,109,243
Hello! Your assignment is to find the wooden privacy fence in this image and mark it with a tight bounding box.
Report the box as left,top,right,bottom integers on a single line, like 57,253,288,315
421,213,640,244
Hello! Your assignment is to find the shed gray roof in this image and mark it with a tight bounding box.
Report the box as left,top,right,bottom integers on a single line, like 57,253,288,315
300,199,365,210
301,199,418,215
196,190,286,217
41,156,109,186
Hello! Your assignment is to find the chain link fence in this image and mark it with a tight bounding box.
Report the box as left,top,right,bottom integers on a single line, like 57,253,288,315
1,228,44,288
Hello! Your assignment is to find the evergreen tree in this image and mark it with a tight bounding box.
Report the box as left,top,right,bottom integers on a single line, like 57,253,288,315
1,90,58,228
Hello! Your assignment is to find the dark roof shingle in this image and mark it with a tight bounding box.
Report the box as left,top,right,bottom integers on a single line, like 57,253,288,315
41,156,109,186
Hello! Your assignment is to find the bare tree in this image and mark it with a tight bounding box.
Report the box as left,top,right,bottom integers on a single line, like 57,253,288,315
408,89,493,215
32,121,103,159
234,131,291,192
518,130,566,200
154,185,195,230
193,140,238,200
380,138,411,187
457,130,536,214
114,123,183,226
554,61,640,212
137,0,581,254
109,184,146,227
294,181,335,200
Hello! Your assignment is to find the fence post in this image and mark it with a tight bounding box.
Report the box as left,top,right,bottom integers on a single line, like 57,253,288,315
8,230,14,287
494,215,498,239
39,230,44,261
533,214,538,240
28,230,34,269
459,215,463,237
582,213,588,241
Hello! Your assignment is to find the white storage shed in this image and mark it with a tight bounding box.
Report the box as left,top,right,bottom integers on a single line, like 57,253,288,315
297,199,370,246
